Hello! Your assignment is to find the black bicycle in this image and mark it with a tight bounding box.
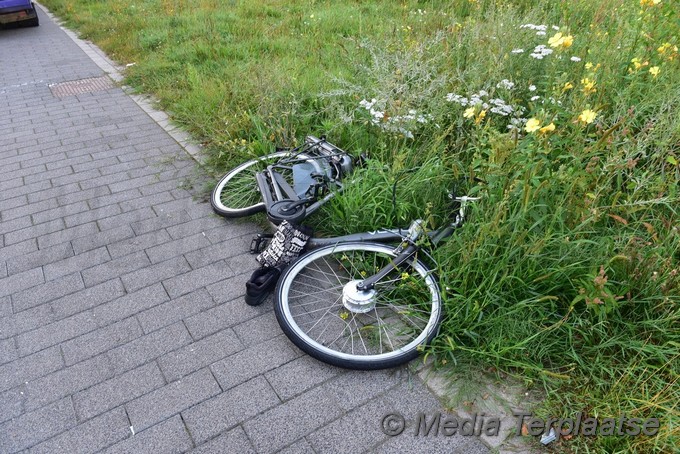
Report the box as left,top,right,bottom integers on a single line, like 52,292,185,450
211,136,477,369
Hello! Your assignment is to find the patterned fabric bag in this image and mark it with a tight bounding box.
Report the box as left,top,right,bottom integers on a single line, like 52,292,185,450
256,221,312,268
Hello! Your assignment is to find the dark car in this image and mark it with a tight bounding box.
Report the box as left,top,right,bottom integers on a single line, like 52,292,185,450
0,0,39,27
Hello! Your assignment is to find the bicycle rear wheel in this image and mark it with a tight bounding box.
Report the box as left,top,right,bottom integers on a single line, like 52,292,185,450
211,151,293,217
274,242,442,370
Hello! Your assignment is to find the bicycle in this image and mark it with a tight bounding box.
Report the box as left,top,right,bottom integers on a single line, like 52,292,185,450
273,195,479,370
210,136,355,225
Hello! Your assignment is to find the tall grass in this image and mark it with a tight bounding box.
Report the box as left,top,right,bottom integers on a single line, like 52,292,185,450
41,0,679,451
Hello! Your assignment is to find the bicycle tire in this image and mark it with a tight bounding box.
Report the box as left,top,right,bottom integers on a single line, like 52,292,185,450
274,242,442,370
211,151,296,218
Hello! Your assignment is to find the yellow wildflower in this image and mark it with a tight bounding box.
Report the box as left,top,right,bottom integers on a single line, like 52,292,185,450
475,110,487,125
463,107,476,119
539,123,556,134
585,62,593,69
578,109,597,124
548,32,574,49
657,42,672,54
640,0,661,6
525,118,541,133
563,82,574,91
649,66,660,78
630,58,649,71
581,78,597,95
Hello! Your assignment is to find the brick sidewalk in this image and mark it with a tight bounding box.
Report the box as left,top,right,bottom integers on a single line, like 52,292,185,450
0,7,490,454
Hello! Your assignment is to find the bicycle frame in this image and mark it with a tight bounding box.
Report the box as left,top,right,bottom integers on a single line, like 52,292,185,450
306,196,479,291
257,136,353,223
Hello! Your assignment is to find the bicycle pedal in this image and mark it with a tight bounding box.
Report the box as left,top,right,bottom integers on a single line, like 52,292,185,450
250,234,273,254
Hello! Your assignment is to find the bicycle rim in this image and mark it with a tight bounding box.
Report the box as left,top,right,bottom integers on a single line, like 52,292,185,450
275,242,442,369
211,151,292,217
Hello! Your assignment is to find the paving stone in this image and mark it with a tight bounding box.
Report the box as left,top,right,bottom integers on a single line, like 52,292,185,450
182,376,281,444
0,337,18,366
50,278,126,319
119,191,175,213
184,298,266,340
71,224,135,255
106,229,172,258
97,207,157,231
48,247,111,281
0,215,33,238
31,200,89,225
184,235,253,270
0,304,55,341
121,255,191,294
144,232,212,264
0,397,76,453
321,369,402,412
264,355,341,401
91,283,169,327
12,272,84,313
0,296,12,318
136,287,215,334
242,385,345,454
210,336,300,391
129,209,192,236
126,368,221,432
0,384,27,424
162,260,234,299
24,354,114,411
101,415,193,454
82,250,151,288
189,426,256,454
0,239,39,265
87,187,143,210
64,204,122,228
158,328,243,382
276,439,316,454
57,184,111,206
0,267,44,299
37,222,99,249
28,407,130,454
165,217,226,241
61,317,143,366
73,362,165,421
307,397,390,453
232,310,282,346
107,322,192,375
16,309,98,357
6,242,74,276
4,218,65,246
205,270,250,304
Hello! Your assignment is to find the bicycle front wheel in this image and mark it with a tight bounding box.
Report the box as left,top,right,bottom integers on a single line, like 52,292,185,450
274,242,442,370
211,151,292,217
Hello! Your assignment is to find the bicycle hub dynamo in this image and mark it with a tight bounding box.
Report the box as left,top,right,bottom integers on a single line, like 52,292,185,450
342,280,377,313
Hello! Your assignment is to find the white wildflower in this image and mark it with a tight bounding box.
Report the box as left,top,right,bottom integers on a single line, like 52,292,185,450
511,48,525,54
496,79,515,90
529,85,537,91
520,24,547,32
570,56,582,62
530,95,540,101
529,45,553,59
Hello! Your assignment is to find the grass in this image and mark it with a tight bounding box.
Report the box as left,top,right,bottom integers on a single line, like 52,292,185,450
40,0,679,452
